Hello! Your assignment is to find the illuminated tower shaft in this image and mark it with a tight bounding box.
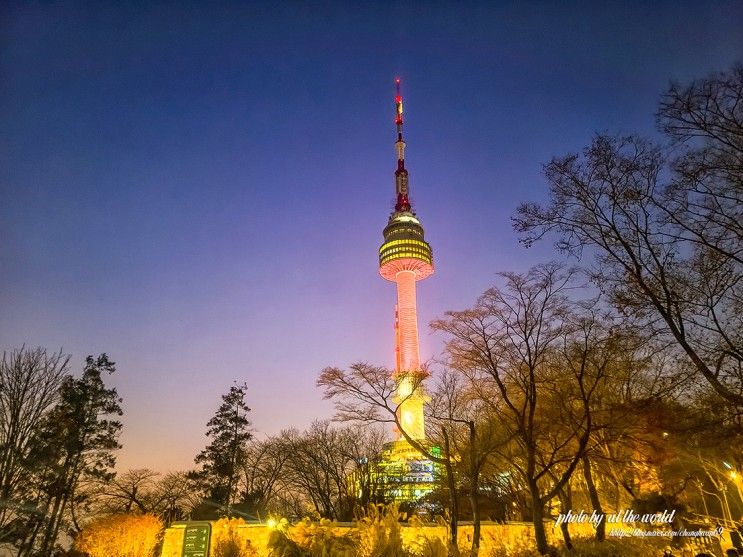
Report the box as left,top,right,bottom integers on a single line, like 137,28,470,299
396,270,421,372
379,79,433,442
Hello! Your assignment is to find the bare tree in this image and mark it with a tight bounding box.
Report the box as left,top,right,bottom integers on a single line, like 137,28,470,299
515,65,743,407
317,363,462,547
431,264,604,555
98,468,161,514
335,425,387,509
426,370,505,555
152,472,201,523
0,347,69,539
79,470,199,525
319,360,522,555
555,304,635,542
656,65,742,267
239,437,291,518
276,421,383,521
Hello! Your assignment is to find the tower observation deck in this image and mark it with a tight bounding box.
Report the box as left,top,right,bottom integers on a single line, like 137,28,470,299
379,78,434,448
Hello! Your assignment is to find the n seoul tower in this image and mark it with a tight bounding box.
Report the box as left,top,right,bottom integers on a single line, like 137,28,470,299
379,79,434,443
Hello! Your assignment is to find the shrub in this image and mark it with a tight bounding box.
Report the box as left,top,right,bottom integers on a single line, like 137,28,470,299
488,536,668,557
354,504,406,557
211,518,258,557
404,514,452,557
267,517,355,557
267,505,416,557
75,513,162,557
267,526,305,557
487,538,543,557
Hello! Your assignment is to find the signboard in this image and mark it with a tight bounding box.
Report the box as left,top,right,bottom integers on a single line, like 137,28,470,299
182,522,211,557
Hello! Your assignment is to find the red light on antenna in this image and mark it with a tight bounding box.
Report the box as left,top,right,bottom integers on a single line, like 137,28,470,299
395,77,400,83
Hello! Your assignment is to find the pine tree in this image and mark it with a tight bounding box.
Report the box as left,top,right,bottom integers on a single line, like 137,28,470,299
191,382,252,517
18,354,122,557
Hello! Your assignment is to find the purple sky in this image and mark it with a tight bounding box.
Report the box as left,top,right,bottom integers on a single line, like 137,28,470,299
1,2,741,472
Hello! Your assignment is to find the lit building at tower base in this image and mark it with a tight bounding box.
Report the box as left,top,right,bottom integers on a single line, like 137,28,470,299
375,440,441,502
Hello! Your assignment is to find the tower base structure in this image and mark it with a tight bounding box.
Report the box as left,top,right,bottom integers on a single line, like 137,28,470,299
376,440,440,503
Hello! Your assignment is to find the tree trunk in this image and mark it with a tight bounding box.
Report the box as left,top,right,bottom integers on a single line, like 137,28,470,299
468,421,480,556
39,489,66,557
447,466,459,551
469,483,481,556
442,427,458,551
529,482,550,555
559,521,572,550
17,502,47,557
557,487,573,550
39,456,79,557
582,455,605,541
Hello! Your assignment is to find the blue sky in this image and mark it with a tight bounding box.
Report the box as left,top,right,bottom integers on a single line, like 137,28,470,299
1,2,741,470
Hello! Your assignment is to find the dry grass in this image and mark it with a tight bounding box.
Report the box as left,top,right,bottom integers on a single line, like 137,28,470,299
488,536,669,557
76,513,162,557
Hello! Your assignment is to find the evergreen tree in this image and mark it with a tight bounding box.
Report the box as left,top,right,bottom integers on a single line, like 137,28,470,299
190,382,252,518
18,354,122,557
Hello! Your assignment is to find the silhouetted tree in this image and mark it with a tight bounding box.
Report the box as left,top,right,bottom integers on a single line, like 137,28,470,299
153,472,201,523
238,438,290,519
432,264,605,555
99,468,161,514
19,354,122,557
279,421,360,520
84,469,199,523
425,370,505,555
190,382,252,518
0,347,69,541
514,65,743,407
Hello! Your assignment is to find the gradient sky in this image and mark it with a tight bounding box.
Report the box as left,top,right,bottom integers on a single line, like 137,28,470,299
1,2,741,472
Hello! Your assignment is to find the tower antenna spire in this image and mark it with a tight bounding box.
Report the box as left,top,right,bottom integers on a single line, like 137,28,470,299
394,78,410,212
395,77,403,141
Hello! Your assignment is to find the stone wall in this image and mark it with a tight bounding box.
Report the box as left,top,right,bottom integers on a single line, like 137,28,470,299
160,520,596,556
160,523,186,557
